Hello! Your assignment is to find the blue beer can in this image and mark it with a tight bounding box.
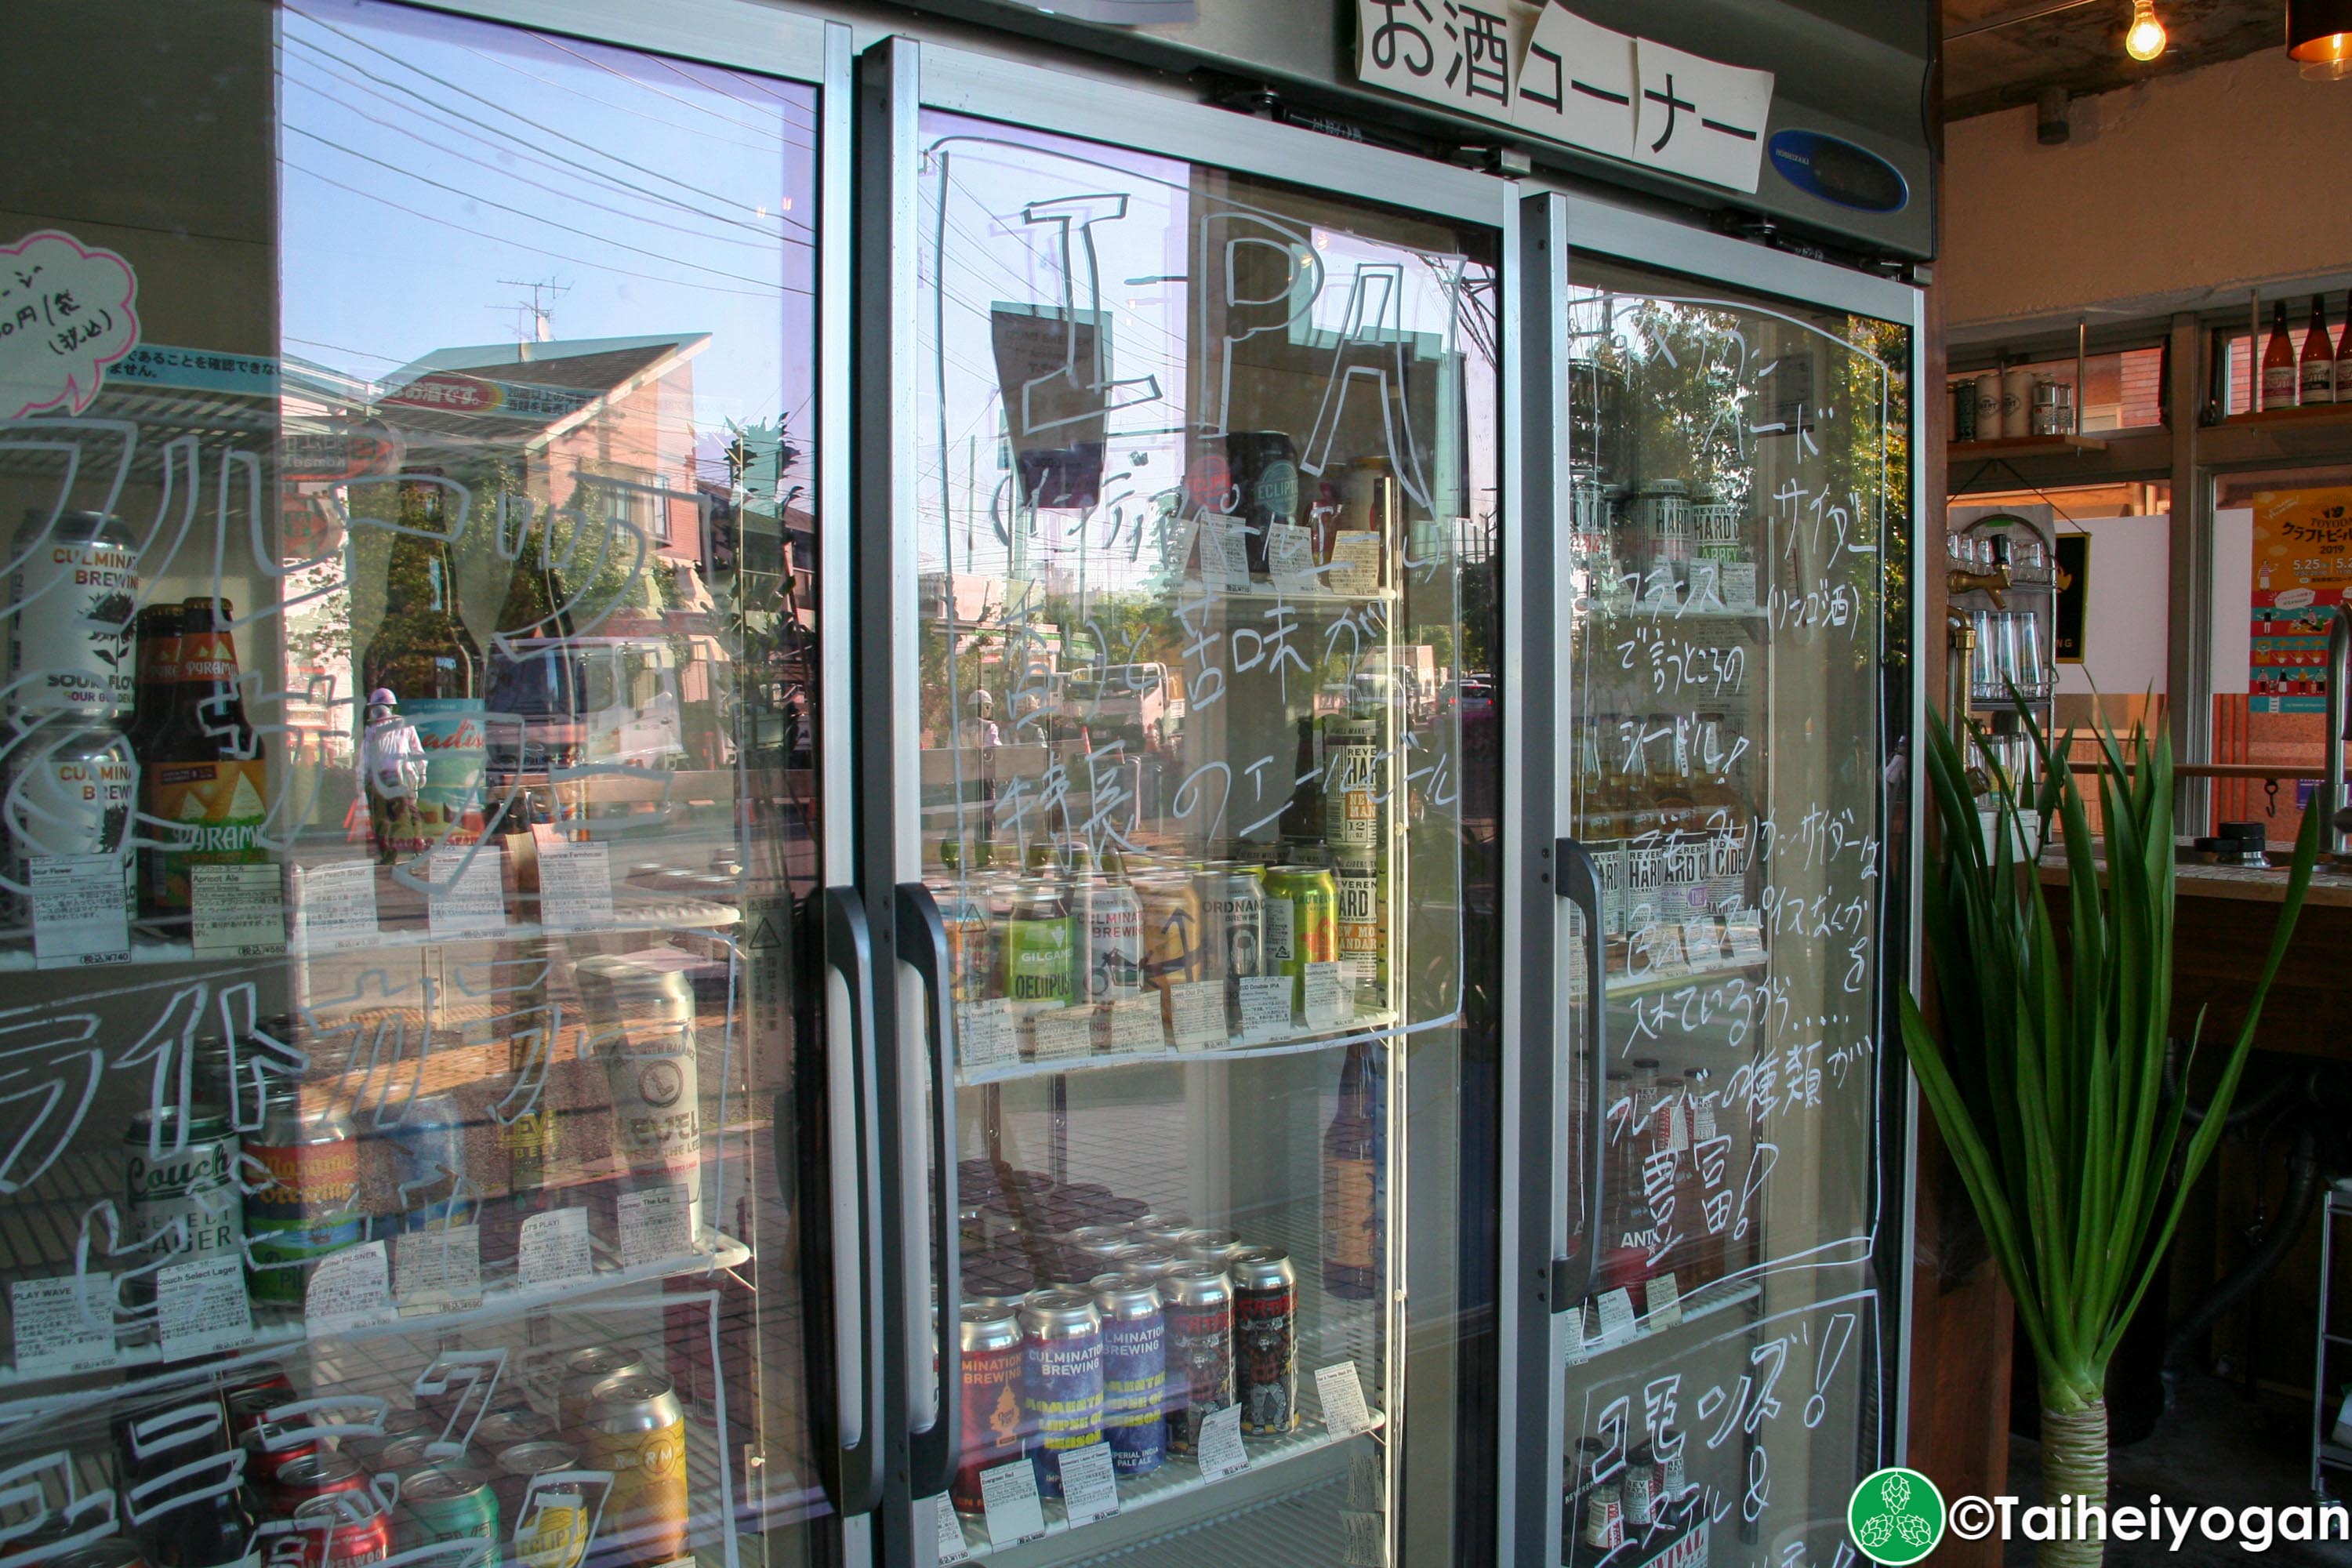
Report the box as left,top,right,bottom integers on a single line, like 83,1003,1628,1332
394,1091,475,1229
1018,1287,1103,1498
1090,1274,1167,1476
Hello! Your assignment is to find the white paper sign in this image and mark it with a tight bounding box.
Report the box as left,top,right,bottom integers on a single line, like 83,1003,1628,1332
426,847,505,935
307,1240,394,1334
1341,1509,1388,1568
192,864,287,957
395,1227,483,1312
1236,975,1292,1038
1354,0,1520,118
1326,532,1383,597
1214,519,1253,591
157,1256,255,1360
1645,1272,1683,1327
1682,558,1726,614
517,1208,594,1290
1196,1403,1250,1481
1301,960,1352,1029
1057,1440,1121,1526
10,1274,118,1376
0,230,140,421
956,998,1018,1072
1266,523,1317,592
1725,919,1767,962
978,1458,1045,1548
292,859,380,951
30,856,129,968
1594,1287,1639,1346
1029,1004,1096,1063
1168,979,1227,1050
1679,920,1723,967
618,1185,694,1268
1193,513,1234,588
1167,511,1203,582
1510,5,1637,156
536,842,614,932
1105,994,1167,1055
932,1497,971,1564
1721,561,1759,611
1315,1361,1377,1437
1632,38,1774,195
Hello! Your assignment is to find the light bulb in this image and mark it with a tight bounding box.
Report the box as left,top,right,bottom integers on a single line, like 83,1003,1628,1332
2124,2,2166,60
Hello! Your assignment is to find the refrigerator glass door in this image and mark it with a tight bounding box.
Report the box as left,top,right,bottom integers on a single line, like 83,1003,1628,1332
905,111,1503,1563
1553,254,1911,1567
0,3,853,1566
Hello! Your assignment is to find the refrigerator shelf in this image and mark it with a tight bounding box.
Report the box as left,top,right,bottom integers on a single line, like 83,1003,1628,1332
957,1011,1401,1087
1602,953,1768,1002
1564,1276,1764,1368
1156,583,1399,613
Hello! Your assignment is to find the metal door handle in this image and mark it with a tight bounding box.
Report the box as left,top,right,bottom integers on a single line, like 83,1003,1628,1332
895,880,960,1500
1552,837,1606,1312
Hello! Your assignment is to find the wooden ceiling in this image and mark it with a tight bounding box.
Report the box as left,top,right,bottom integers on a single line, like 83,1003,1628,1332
1942,0,2283,118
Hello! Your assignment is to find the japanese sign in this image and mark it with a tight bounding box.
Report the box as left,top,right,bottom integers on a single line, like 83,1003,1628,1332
1,229,141,419
2249,485,2352,713
1355,2,1774,194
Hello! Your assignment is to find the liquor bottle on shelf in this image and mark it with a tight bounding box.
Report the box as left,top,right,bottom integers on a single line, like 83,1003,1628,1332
2263,299,2299,411
2303,295,2337,407
144,597,267,916
2338,300,2352,404
1322,1041,1379,1300
125,604,181,757
1277,714,1326,863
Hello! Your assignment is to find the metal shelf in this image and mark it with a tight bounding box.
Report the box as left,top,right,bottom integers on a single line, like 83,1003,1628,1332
1566,1276,1764,1369
959,1011,1400,1087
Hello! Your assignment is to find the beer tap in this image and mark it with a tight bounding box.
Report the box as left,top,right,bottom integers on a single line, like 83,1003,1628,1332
1947,530,2012,608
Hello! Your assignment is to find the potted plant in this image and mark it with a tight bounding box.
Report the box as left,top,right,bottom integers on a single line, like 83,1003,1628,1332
1899,707,2318,1567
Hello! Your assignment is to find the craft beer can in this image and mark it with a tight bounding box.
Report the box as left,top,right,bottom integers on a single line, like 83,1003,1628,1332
286,1492,391,1568
394,1465,499,1568
492,1443,593,1568
1079,875,1144,1001
1157,1263,1235,1458
1091,1276,1167,1476
1136,874,1202,1018
938,884,996,1004
953,1303,1025,1514
242,1083,364,1308
577,956,703,1245
557,1345,650,1435
1018,1288,1104,1499
581,1373,688,1568
1264,865,1338,1011
1230,1246,1299,1436
1001,884,1073,1012
4,717,138,925
7,510,139,720
1323,717,1381,850
122,1105,243,1308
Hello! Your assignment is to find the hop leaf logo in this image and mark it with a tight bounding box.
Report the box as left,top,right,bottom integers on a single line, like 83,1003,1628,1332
1882,1475,1911,1514
1848,1467,1945,1566
1857,1516,1895,1549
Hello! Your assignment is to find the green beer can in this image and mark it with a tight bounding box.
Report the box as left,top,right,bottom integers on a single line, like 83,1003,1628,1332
1002,884,1073,1012
397,1464,500,1566
1264,865,1338,1011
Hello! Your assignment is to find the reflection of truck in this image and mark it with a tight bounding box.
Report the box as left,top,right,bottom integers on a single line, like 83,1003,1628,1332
1059,661,1183,742
485,637,696,779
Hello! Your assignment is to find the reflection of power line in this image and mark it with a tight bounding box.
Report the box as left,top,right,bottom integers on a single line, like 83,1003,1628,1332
535,33,813,150
462,38,815,156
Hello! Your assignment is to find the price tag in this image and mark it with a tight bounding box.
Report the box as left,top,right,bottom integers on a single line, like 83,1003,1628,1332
395,1227,483,1312
932,1497,971,1564
517,1209,594,1290
292,860,379,951
1216,519,1254,591
1326,532,1382,597
618,1185,695,1268
1639,565,1681,610
1682,558,1725,613
1195,1403,1250,1481
426,847,505,935
1193,515,1235,590
1057,1440,1120,1526
157,1256,255,1360
1315,1361,1377,1437
1725,919,1766,962
1028,1004,1096,1063
1633,922,1689,978
1105,994,1167,1055
1301,960,1352,1029
978,1458,1045,1548
10,1274,118,1376
192,864,287,957
536,842,614,932
1167,512,1203,583
1645,1272,1682,1328
1594,1287,1639,1346
1348,1448,1385,1509
1679,920,1724,967
1236,975,1292,1038
1168,980,1227,1050
1341,1510,1388,1568
1265,523,1316,591
1720,561,1759,611
307,1241,394,1335
956,998,1017,1072
30,855,129,968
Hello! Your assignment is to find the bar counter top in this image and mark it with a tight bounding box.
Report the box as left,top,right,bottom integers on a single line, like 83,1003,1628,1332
2034,848,2352,907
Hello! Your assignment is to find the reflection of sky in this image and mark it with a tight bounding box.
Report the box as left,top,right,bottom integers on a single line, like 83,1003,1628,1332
278,0,814,448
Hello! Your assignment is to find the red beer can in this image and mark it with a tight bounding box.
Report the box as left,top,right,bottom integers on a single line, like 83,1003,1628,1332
270,1450,366,1520
287,1494,390,1568
951,1303,1025,1514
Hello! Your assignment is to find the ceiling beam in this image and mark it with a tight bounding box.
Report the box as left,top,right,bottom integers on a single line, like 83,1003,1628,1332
1944,0,2106,42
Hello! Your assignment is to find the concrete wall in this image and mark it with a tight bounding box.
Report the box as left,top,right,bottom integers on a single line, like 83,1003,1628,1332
1942,47,2352,339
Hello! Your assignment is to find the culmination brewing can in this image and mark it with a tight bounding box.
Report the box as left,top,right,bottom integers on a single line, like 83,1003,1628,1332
1089,1275,1167,1476
1077,870,1143,1001
123,1105,244,1308
1157,1263,1234,1458
3,716,138,926
7,509,139,720
1018,1288,1104,1498
953,1302,1025,1513
242,1084,364,1306
1229,1245,1299,1436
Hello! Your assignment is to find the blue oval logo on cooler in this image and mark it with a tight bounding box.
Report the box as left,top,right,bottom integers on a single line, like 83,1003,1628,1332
1767,129,1908,213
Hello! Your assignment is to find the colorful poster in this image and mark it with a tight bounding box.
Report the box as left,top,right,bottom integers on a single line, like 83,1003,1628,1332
2249,486,2352,713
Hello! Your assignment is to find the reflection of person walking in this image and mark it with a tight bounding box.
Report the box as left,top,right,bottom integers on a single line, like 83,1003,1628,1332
358,687,428,865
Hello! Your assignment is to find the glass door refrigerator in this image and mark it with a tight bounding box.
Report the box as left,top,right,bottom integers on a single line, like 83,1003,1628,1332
0,4,873,1568
1503,191,1923,1567
854,40,1510,1568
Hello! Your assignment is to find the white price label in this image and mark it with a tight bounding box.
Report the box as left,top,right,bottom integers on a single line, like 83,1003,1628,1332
306,1240,394,1334
1326,532,1382,597
1214,519,1254,591
426,846,505,935
1341,1510,1388,1568
1315,1362,1377,1437
157,1256,254,1359
618,1185,695,1268
1682,558,1725,612
978,1458,1045,1548
1193,514,1235,590
956,998,1018,1072
1721,562,1759,611
1105,994,1167,1055
932,1497,971,1563
1265,522,1316,591
1236,975,1292,1038
1633,922,1689,978
30,855,129,968
1195,1403,1250,1481
1167,980,1227,1050
395,1227,483,1312
10,1274,118,1376
292,859,379,951
1167,512,1203,583
1056,1440,1120,1526
1679,920,1724,967
1594,1287,1639,1346
1645,1272,1682,1327
192,864,287,956
1028,1004,1096,1062
517,1209,594,1289
1301,960,1352,1029
535,841,614,932
1262,897,1294,966
1725,919,1766,962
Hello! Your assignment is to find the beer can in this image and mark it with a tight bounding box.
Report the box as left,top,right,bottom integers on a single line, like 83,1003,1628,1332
576,956,703,1246
1334,850,1385,999
122,1105,242,1308
491,1443,591,1568
270,1450,367,1519
1062,1224,1129,1265
1018,1288,1103,1499
3,716,137,925
367,1435,459,1479
1322,717,1381,850
28,1539,143,1568
1156,1264,1234,1458
239,1424,321,1494
1000,884,1073,1012
1176,1227,1243,1269
1229,1245,1298,1436
287,1493,390,1568
1115,1246,1183,1282
390,1092,472,1231
1197,866,1264,989
341,1408,438,1472
471,1406,557,1457
1264,865,1338,1011
1091,1276,1167,1477
7,509,139,720
1131,1213,1193,1249
225,1371,297,1446
241,1083,363,1308
557,1345,649,1435
580,1373,688,1568
1134,874,1203,1019
1076,873,1143,1001
952,1303,1024,1514
394,1465,498,1566
938,884,996,1004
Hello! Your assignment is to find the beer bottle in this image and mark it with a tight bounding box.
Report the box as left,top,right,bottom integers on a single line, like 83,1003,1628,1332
144,598,267,914
124,604,182,757
1276,715,1325,862
361,480,484,841
1321,1041,1378,1300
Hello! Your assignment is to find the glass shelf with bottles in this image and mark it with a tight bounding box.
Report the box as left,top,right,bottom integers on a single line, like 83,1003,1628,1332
1570,477,1769,623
